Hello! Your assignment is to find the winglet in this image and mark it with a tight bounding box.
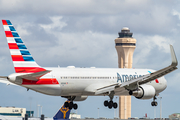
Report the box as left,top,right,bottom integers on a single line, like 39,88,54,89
170,45,178,66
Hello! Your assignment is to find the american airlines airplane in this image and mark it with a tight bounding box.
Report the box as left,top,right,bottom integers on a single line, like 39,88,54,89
0,20,178,110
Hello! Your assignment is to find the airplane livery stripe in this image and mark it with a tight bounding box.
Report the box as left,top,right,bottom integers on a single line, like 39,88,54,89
2,20,8,25
9,26,16,31
20,50,31,55
23,56,34,61
13,61,40,67
5,31,13,37
2,20,44,73
5,20,12,25
17,44,27,49
15,38,23,43
3,25,10,31
8,43,19,49
14,67,46,73
2,20,12,25
10,50,21,55
11,32,19,37
22,78,59,85
11,55,24,61
7,37,16,43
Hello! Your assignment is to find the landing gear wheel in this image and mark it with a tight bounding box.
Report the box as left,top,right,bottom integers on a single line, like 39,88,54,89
154,102,158,106
108,101,113,109
104,100,118,109
151,102,154,106
151,96,158,106
113,102,118,108
151,101,158,106
104,100,108,107
73,103,78,110
64,102,69,107
69,102,73,109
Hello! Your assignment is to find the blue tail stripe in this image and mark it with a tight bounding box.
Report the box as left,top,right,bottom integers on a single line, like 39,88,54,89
6,20,12,25
20,50,31,55
9,26,16,31
15,38,23,43
12,32,19,37
17,44,27,49
23,56,34,61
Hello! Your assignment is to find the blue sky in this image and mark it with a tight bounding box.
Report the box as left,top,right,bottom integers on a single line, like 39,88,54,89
0,0,180,119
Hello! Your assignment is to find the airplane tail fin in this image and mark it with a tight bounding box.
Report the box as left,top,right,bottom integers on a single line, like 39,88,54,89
2,20,46,73
53,101,71,120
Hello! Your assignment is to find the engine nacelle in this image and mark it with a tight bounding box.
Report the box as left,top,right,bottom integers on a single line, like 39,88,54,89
129,84,156,100
74,96,88,101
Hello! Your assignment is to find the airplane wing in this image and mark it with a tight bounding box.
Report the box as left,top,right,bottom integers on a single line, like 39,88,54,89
122,45,178,89
95,45,178,95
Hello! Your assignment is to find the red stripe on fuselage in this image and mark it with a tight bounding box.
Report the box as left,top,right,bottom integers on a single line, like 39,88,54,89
22,78,59,85
11,55,24,61
14,67,46,73
8,43,19,49
5,31,13,37
2,20,8,25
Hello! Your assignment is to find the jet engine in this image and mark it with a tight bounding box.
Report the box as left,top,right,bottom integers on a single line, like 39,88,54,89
74,96,88,101
129,84,156,99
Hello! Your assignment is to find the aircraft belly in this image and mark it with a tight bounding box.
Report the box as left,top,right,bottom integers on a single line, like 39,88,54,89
60,80,86,96
23,85,61,96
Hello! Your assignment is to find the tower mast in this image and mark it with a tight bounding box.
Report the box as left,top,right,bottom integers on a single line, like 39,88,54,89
115,27,136,119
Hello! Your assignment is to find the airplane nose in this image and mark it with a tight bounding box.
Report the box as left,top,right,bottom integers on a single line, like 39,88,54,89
155,77,167,94
159,77,167,92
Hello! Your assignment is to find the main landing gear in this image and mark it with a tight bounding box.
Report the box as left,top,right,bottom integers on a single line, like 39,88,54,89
64,101,78,110
104,100,118,109
151,96,158,106
62,96,78,110
104,91,118,109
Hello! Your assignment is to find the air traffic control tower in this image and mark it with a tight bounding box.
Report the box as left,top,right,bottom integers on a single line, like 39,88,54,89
115,27,136,119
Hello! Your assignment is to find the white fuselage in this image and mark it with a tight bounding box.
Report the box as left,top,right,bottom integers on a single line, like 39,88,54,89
10,67,167,97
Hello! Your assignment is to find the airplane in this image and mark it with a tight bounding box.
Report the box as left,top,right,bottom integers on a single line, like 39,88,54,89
53,100,71,120
0,20,178,110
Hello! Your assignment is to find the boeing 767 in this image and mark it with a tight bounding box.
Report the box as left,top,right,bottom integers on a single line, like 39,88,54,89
0,20,178,110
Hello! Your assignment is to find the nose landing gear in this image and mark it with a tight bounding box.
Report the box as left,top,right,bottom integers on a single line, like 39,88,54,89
151,96,158,106
104,91,118,109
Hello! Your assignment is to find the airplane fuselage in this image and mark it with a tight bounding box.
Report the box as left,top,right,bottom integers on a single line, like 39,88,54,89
8,67,167,97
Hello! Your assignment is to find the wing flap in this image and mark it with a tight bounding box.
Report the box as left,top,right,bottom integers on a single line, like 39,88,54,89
95,83,118,95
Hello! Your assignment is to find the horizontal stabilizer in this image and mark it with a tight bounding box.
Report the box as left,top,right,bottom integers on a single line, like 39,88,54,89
8,70,51,81
0,77,16,86
18,70,51,81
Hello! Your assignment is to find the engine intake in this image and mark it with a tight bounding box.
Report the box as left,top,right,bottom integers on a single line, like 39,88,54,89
129,84,156,99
